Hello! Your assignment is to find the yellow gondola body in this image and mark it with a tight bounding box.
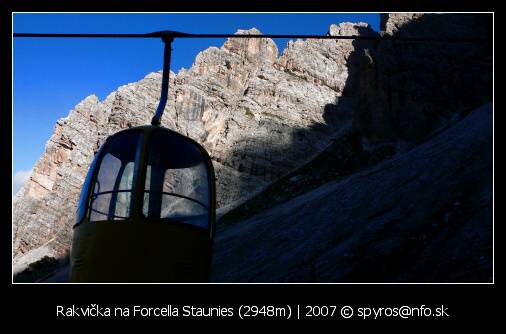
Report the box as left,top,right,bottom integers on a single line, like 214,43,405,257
70,126,216,282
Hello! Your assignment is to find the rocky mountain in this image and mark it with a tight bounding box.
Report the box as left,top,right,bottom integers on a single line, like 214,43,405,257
12,13,492,282
13,22,375,265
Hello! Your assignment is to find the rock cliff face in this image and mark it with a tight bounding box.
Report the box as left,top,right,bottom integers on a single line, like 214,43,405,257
352,14,492,143
212,103,492,282
13,22,376,263
13,13,493,283
214,13,492,282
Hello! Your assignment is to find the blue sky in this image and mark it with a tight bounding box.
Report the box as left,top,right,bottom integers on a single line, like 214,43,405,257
13,13,380,194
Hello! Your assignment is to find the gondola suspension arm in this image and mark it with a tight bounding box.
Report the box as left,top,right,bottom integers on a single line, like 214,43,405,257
151,35,173,126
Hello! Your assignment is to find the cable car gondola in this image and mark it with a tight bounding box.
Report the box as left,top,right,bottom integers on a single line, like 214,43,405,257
69,34,216,282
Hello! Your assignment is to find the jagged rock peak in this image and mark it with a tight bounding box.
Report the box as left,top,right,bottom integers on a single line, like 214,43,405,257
327,22,376,36
279,22,377,93
380,13,425,35
76,94,100,106
233,27,262,35
222,27,278,65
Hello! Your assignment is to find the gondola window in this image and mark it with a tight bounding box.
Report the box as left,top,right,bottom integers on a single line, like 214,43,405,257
142,130,211,229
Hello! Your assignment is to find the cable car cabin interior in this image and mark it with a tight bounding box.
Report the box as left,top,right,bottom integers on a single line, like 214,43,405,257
70,126,216,283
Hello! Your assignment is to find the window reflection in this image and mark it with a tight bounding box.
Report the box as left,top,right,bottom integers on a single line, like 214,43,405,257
143,131,210,229
89,132,140,222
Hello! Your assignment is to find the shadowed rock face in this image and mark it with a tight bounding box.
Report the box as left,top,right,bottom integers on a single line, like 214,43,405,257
13,23,374,262
211,103,492,282
352,13,492,143
212,13,492,282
